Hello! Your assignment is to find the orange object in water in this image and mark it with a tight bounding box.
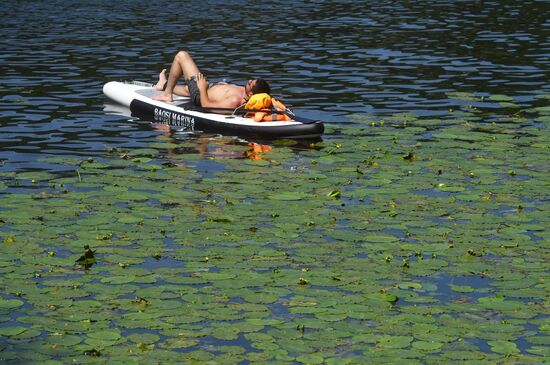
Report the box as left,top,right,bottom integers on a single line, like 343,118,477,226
246,142,271,160
245,93,292,122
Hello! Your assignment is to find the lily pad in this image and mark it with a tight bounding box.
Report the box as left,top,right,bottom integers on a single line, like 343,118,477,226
377,335,414,349
87,329,121,341
0,326,27,337
487,340,520,354
161,338,199,349
0,299,24,310
412,340,444,351
489,94,513,102
296,354,325,364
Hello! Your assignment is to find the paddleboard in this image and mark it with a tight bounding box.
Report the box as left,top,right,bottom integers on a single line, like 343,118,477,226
103,81,324,138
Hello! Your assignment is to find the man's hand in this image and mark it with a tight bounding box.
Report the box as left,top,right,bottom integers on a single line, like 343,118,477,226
195,73,209,92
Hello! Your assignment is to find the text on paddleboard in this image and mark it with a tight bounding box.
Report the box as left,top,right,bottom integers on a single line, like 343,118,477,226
154,108,195,129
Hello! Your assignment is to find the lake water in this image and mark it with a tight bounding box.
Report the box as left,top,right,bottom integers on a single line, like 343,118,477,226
1,1,549,364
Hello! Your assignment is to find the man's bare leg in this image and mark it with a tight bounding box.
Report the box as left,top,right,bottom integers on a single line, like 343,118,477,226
154,68,190,97
154,69,168,90
153,51,201,102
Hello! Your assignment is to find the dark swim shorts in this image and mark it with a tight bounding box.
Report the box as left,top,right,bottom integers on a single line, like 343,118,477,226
186,76,202,106
186,76,215,106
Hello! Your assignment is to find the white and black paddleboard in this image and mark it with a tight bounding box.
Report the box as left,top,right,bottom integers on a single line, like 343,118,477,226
103,81,324,138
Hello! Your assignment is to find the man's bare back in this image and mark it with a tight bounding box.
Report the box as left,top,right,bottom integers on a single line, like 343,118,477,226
152,50,270,112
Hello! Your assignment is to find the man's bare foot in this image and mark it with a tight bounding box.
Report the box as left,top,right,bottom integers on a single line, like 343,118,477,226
155,69,167,90
152,92,173,102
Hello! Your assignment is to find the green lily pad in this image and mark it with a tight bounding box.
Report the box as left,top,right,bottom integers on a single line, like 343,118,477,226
450,285,475,293
446,92,480,101
296,354,325,364
398,282,423,290
87,329,121,341
377,335,413,349
0,299,24,310
15,171,55,181
47,334,83,347
100,275,136,284
161,338,199,349
489,94,513,102
525,346,550,357
488,340,519,354
0,326,27,337
412,340,444,351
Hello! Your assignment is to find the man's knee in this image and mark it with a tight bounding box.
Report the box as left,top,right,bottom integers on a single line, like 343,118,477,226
176,50,191,62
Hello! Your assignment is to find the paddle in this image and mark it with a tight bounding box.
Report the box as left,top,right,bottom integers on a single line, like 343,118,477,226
176,103,319,124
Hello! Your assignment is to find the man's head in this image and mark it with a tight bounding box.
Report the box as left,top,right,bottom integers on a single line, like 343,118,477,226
252,78,271,95
246,78,271,96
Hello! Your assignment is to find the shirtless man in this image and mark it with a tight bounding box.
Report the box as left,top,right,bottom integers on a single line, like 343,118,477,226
152,50,270,111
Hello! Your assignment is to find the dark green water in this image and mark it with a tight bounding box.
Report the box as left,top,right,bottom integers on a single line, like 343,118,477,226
1,1,549,364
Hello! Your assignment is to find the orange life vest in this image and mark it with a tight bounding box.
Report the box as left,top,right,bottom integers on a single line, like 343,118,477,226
245,93,292,122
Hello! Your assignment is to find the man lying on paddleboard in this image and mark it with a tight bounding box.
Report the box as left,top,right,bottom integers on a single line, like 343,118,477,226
152,50,271,111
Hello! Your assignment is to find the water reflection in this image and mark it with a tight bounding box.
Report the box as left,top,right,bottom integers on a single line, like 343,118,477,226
149,121,320,163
